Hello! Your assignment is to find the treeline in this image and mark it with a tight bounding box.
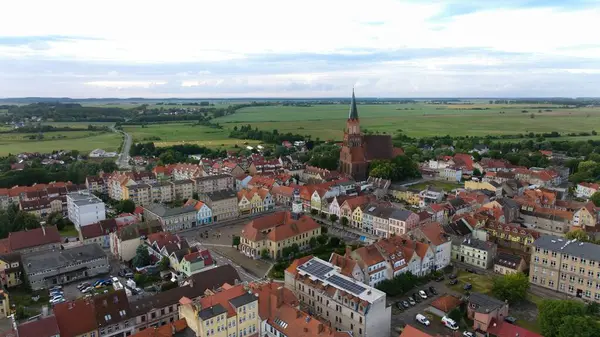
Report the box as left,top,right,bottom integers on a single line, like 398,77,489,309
229,124,306,144
2,103,132,122
0,160,117,188
130,142,226,164
307,144,340,170
489,98,600,106
0,124,110,133
0,204,41,239
369,155,421,182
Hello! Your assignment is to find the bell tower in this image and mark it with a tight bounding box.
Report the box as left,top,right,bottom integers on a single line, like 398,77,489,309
291,188,303,219
344,88,362,148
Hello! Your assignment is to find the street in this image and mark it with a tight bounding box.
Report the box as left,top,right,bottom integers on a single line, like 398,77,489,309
111,125,132,169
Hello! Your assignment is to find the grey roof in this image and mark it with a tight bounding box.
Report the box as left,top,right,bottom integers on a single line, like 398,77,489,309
454,236,495,251
22,243,107,274
468,292,506,313
198,303,227,320
67,192,104,206
229,293,257,308
349,89,359,120
128,183,150,190
389,209,414,221
195,174,232,182
172,179,194,185
498,198,518,209
488,181,501,188
144,204,197,218
533,235,600,261
364,205,395,218
495,252,522,269
443,220,472,236
150,181,172,188
449,198,466,208
206,189,237,201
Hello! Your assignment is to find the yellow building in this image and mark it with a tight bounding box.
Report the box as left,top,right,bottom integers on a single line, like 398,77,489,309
352,206,363,228
572,203,599,230
179,284,259,337
239,210,321,259
465,180,501,196
389,186,420,205
0,253,22,288
0,290,9,318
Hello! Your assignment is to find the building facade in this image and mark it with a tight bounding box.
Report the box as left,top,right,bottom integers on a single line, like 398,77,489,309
201,190,239,222
67,192,106,229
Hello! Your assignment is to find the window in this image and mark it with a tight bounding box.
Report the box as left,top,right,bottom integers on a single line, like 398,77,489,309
559,283,565,291
568,285,574,292
586,290,592,298
549,280,554,287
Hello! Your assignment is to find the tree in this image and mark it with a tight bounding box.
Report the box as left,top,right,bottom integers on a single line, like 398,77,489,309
591,191,600,207
491,272,529,303
565,229,591,242
340,217,349,227
539,300,587,337
132,245,151,268
159,256,170,271
116,199,136,214
557,315,599,337
100,159,118,173
316,234,328,245
232,235,240,247
329,214,338,224
447,308,463,323
309,237,317,248
260,249,270,260
472,168,482,177
319,212,327,219
310,209,318,216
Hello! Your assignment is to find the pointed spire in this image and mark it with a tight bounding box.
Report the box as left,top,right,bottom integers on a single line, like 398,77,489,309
348,88,359,120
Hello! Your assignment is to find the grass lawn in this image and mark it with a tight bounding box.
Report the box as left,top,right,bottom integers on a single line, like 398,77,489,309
11,287,50,318
408,180,464,192
0,132,122,156
448,270,495,294
59,224,80,238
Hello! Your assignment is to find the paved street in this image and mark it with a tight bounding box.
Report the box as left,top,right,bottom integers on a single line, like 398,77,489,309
112,125,132,169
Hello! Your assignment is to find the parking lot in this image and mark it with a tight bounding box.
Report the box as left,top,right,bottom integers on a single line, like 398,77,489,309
389,279,471,337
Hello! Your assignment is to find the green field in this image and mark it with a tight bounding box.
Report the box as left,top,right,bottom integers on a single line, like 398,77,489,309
215,103,600,140
0,131,121,156
122,123,260,149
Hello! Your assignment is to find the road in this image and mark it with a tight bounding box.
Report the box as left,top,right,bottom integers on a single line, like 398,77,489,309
191,241,260,283
111,125,132,169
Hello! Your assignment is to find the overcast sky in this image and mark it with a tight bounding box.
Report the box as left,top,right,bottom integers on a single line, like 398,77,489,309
1,0,600,98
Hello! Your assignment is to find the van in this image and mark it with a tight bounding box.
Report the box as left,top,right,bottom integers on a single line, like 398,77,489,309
442,316,459,330
416,314,430,326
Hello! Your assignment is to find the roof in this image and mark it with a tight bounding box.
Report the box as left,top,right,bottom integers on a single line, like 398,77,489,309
418,222,447,246
455,236,495,252
364,134,394,161
93,290,132,327
194,173,233,182
198,284,249,319
468,292,506,313
284,255,313,276
349,89,359,120
399,324,434,337
430,295,462,313
17,316,61,337
116,220,162,241
241,211,320,243
486,321,543,337
131,319,187,337
144,204,197,218
54,298,98,337
495,252,523,269
389,208,416,221
67,192,104,206
579,182,600,190
8,226,61,251
329,253,358,277
532,235,600,261
130,265,240,316
205,189,237,201
22,243,106,274
271,186,295,197
353,245,385,266
183,249,213,266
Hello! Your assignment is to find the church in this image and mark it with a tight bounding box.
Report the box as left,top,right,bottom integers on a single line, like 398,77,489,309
339,90,403,181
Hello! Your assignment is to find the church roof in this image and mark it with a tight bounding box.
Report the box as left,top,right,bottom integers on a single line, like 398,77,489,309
349,89,359,120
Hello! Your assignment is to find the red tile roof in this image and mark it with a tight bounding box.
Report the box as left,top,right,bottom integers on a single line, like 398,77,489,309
285,256,313,276
430,295,462,313
130,319,187,337
486,321,542,337
418,222,447,246
353,245,385,266
241,211,320,243
8,226,61,251
399,324,434,337
183,249,213,266
17,316,61,337
54,299,98,337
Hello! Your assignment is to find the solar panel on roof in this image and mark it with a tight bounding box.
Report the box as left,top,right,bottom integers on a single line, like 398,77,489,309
298,260,334,278
326,274,366,295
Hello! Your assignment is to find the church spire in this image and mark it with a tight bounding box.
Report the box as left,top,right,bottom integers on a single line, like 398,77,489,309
348,88,359,120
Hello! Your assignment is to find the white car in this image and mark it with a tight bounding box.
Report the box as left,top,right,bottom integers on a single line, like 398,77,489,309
463,332,474,337
112,276,120,283
419,290,428,299
81,286,93,293
415,314,431,326
442,316,459,331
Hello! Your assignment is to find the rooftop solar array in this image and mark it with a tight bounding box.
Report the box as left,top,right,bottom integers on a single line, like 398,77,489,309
325,274,366,295
298,259,334,278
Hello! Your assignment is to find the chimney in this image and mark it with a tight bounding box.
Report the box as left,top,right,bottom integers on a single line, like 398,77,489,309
318,323,324,333
276,286,283,308
42,225,46,236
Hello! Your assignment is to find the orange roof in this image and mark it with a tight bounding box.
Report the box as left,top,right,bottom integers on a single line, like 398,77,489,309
454,153,474,170
353,245,385,266
271,186,294,197
54,298,98,337
250,281,298,319
579,182,600,190
342,195,374,210
399,324,434,337
198,284,247,318
184,199,205,210
329,253,358,277
130,319,187,337
418,222,446,246
430,295,462,313
241,211,320,242
285,256,313,276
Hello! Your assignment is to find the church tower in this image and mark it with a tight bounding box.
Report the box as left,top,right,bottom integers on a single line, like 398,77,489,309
344,89,362,148
291,188,303,219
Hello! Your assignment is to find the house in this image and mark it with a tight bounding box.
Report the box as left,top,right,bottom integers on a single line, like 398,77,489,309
576,182,600,199
17,315,61,337
239,210,321,260
572,202,599,230
467,292,509,333
0,253,22,288
351,245,388,287
183,199,213,225
410,222,452,271
22,243,109,290
494,252,527,275
86,175,107,194
472,144,489,155
270,185,294,206
7,226,61,254
110,220,163,262
484,222,540,253
19,198,62,218
143,204,198,232
200,189,239,222
92,290,135,337
171,164,204,181
419,186,444,207
452,235,497,270
66,191,106,229
388,186,421,206
465,180,502,197
130,319,187,337
178,249,215,276
329,251,366,283
130,265,240,332
428,294,462,317
79,219,119,248
193,174,235,194
285,256,391,337
0,290,9,319
237,187,273,215
171,179,194,201
53,297,99,337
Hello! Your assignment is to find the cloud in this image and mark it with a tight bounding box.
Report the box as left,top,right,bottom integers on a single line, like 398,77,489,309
1,0,600,97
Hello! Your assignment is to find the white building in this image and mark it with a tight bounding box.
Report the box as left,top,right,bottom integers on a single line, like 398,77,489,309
67,192,106,229
576,182,600,199
285,257,391,337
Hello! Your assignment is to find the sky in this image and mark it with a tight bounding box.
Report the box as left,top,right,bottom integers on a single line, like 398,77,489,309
1,0,600,98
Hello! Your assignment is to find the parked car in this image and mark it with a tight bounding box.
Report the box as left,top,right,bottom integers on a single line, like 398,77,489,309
50,298,65,305
464,283,472,290
77,282,90,290
504,316,517,324
119,268,134,278
449,279,458,285
429,286,438,295
419,290,428,299
412,293,421,303
49,285,62,291
466,268,477,274
111,276,120,283
435,275,445,282
463,332,474,337
93,280,104,287
395,302,404,311
442,316,459,331
449,274,457,279
402,301,410,308
82,286,93,293
408,297,416,306
416,314,431,326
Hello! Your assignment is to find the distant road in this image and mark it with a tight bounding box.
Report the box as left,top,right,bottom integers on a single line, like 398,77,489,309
111,125,132,169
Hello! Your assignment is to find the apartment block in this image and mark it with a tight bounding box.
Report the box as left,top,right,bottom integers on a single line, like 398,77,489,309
530,235,600,303
451,235,497,270
200,189,239,222
193,174,235,194
284,257,391,337
67,191,106,229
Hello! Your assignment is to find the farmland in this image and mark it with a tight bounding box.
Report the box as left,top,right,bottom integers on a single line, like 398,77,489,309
0,131,121,156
